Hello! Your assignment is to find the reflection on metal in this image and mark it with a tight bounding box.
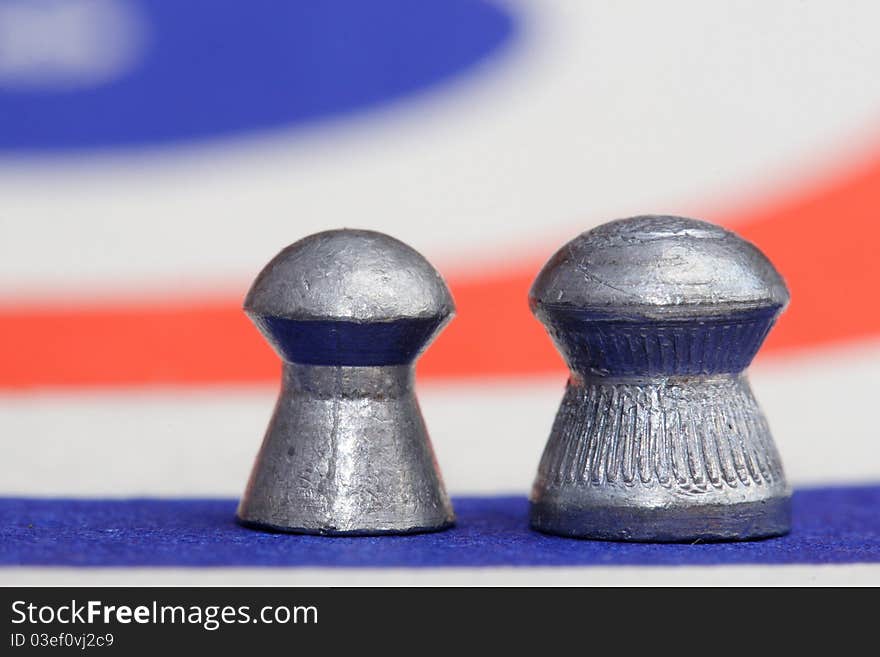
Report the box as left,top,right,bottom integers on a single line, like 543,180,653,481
529,215,791,541
238,229,455,535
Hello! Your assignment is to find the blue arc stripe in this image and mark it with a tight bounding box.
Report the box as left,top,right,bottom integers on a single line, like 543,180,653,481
0,0,515,151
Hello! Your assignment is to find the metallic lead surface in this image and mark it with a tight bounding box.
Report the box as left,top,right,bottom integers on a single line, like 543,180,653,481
237,229,455,535
529,215,791,541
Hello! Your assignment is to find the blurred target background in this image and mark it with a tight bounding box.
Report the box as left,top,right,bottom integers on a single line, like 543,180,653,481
1,0,878,584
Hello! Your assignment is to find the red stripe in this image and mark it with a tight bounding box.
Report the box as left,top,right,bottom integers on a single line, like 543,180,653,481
3,151,880,389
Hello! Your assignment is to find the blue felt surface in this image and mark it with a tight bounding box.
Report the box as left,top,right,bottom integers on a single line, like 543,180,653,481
1,486,878,567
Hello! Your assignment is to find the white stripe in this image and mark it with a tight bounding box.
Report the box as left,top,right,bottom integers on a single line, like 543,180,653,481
3,564,879,586
3,0,880,296
0,340,877,496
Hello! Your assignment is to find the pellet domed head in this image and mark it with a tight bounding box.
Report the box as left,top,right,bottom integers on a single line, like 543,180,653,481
530,216,790,376
245,229,454,366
